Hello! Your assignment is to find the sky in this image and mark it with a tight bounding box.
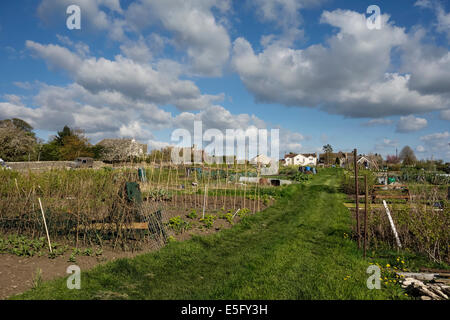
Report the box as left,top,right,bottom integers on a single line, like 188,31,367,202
0,0,449,161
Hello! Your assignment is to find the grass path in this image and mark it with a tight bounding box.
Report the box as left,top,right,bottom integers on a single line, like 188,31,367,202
14,169,405,300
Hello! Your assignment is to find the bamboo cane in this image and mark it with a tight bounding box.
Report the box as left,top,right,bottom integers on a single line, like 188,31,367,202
38,198,52,253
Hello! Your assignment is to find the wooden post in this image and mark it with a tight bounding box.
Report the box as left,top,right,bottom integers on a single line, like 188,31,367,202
354,148,360,249
202,184,208,219
364,174,368,258
38,198,52,253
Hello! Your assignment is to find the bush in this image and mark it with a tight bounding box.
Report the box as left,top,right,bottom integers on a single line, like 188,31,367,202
168,216,191,234
341,170,376,195
367,187,449,264
0,169,152,250
187,209,198,219
200,214,216,228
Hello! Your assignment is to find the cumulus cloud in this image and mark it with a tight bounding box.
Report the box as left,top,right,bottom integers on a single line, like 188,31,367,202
420,131,450,160
125,0,231,76
0,82,174,142
26,40,223,111
441,109,450,120
174,105,266,132
401,28,450,95
37,0,125,39
1,83,298,155
362,119,394,127
252,0,322,25
36,0,231,75
415,0,450,40
396,115,428,133
416,145,425,152
232,9,450,118
375,138,399,151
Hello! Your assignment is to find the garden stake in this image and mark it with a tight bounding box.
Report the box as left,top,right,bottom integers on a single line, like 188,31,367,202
38,197,52,253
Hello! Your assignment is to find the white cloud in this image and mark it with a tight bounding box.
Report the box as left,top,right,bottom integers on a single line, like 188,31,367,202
3,94,23,106
440,109,450,120
402,28,450,95
26,40,223,111
56,35,90,57
375,138,399,151
362,118,394,127
37,0,125,38
252,0,324,29
420,131,450,141
231,9,450,118
420,131,450,160
416,0,450,40
416,145,425,152
0,82,174,143
396,115,428,133
125,0,231,76
174,105,266,132
414,0,432,9
13,81,33,90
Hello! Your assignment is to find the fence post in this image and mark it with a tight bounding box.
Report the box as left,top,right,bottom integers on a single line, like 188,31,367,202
364,174,368,258
354,148,360,249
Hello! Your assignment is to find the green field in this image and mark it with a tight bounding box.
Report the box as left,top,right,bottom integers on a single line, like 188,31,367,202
14,169,430,300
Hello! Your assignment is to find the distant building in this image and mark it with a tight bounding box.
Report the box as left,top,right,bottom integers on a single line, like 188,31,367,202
357,155,379,170
283,153,317,166
250,154,274,166
319,151,353,166
97,138,147,162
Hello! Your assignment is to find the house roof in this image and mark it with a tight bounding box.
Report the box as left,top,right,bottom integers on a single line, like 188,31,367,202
301,153,317,158
284,152,317,159
284,153,297,159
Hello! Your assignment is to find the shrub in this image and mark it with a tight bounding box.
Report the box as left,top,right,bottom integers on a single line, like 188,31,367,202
367,187,449,264
187,209,198,219
341,170,376,195
168,216,191,234
200,214,216,228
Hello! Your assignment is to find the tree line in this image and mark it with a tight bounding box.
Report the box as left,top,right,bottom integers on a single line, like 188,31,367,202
0,118,104,161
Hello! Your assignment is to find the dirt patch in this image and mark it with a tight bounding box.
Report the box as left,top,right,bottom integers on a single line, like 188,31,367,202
0,248,143,300
0,194,269,300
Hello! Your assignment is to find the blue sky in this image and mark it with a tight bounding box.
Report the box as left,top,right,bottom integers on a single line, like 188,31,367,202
0,0,449,161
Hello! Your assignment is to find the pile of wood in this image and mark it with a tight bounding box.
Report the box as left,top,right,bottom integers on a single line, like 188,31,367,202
399,271,450,300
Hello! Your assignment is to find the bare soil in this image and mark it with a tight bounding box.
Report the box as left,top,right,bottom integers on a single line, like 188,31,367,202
0,194,269,299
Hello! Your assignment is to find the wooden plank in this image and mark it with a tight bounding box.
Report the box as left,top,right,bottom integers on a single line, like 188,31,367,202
373,184,408,188
74,222,149,231
374,195,409,199
343,203,383,209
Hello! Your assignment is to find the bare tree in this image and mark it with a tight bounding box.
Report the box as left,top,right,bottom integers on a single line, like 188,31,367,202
399,146,417,166
0,119,37,161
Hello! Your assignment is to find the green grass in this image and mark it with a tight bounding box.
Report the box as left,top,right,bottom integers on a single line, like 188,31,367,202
13,169,412,300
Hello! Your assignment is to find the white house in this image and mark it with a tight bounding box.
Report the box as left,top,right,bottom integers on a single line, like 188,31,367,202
250,154,274,166
284,153,317,166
